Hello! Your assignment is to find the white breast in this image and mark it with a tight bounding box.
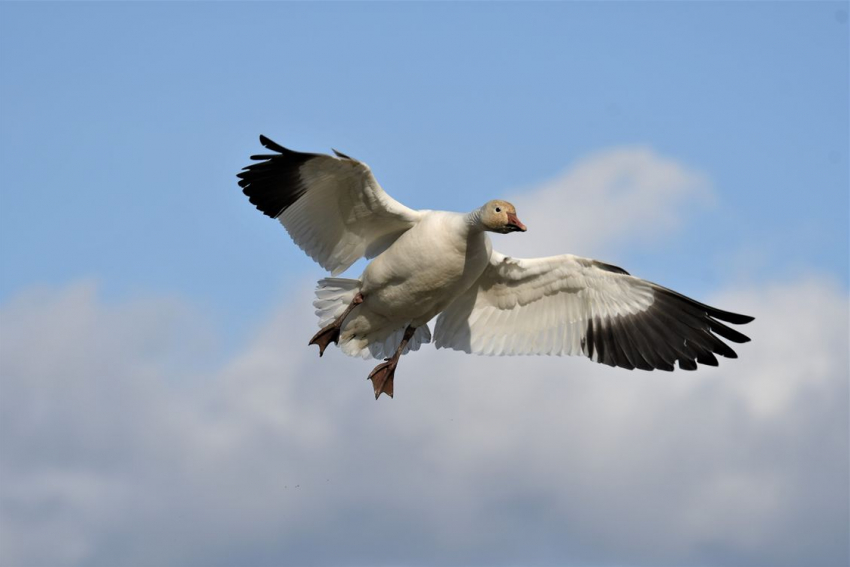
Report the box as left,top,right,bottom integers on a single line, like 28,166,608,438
361,212,491,325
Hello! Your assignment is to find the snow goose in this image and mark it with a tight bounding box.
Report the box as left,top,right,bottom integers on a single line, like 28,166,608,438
238,136,753,399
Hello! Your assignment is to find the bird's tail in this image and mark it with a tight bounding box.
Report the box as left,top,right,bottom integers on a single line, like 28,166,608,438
313,277,362,329
313,278,431,360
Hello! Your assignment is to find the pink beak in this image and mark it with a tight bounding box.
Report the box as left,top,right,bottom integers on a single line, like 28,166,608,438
506,212,527,232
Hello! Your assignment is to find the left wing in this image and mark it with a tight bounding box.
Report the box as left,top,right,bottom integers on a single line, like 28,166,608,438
433,252,753,371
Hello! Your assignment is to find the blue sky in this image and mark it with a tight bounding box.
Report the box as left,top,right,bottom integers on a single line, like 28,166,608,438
1,3,848,567
1,2,847,324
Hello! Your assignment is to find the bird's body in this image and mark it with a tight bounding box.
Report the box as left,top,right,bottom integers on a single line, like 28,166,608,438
319,210,494,359
238,136,753,398
360,211,491,327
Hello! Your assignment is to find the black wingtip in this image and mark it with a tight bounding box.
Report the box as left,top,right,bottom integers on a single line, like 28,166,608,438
238,136,317,219
712,310,755,325
332,148,353,160
655,285,755,326
259,134,286,154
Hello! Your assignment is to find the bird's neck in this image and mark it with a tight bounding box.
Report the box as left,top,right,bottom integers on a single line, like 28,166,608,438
464,208,485,233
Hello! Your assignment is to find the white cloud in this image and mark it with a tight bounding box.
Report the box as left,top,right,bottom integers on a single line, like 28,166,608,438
1,276,847,567
494,146,713,259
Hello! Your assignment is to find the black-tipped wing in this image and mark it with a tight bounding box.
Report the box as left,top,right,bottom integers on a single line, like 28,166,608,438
238,135,421,275
434,252,753,371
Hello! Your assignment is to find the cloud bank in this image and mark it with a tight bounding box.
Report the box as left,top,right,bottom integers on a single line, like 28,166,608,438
495,146,712,259
1,148,847,567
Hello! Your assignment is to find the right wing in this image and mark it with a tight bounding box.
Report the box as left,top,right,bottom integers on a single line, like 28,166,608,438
238,135,421,275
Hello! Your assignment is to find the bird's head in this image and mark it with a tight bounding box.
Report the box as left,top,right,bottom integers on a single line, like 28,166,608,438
479,200,527,234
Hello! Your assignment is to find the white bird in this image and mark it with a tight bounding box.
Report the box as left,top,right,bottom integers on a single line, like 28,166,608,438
238,136,753,399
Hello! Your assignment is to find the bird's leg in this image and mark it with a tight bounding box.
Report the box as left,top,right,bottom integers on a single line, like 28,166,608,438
367,325,416,400
308,292,363,357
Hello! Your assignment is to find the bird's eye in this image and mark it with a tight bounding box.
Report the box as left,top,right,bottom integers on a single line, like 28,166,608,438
495,207,502,213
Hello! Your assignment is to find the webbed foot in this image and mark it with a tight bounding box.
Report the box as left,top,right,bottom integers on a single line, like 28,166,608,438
367,358,397,399
308,324,340,357
308,292,364,357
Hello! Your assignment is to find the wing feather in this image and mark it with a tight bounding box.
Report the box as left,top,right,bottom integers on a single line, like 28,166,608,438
239,135,421,275
434,252,753,371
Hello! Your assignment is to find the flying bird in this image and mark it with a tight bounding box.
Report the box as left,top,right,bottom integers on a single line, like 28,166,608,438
238,136,753,399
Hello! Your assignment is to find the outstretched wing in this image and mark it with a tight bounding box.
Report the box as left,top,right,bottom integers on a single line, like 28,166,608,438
434,252,753,371
238,135,421,275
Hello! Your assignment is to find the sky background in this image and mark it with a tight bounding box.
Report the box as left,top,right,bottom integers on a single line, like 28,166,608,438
1,2,848,567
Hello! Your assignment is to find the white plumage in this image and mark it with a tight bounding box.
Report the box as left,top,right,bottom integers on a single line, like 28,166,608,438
434,253,655,357
239,136,753,397
277,153,419,275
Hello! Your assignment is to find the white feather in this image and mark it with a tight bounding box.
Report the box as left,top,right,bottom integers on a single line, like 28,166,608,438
278,156,421,276
434,252,656,356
